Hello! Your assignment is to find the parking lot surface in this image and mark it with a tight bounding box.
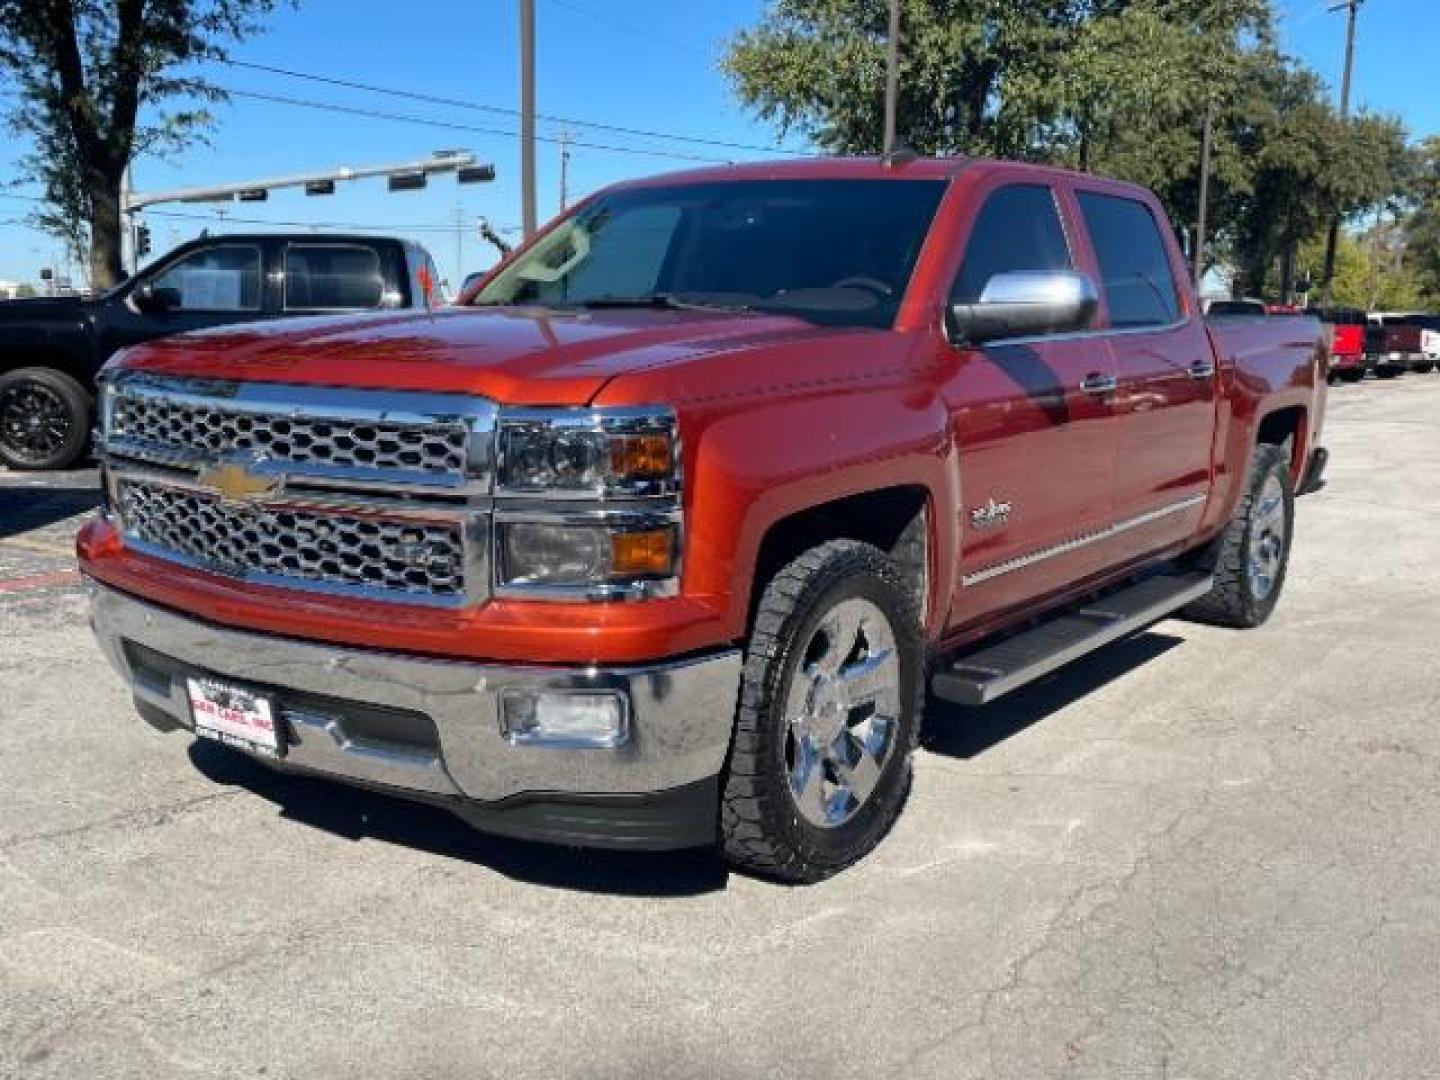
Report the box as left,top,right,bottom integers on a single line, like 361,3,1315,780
2,378,1439,1080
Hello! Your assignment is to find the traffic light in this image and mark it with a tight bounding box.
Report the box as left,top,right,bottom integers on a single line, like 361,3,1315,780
457,164,496,185
136,223,151,257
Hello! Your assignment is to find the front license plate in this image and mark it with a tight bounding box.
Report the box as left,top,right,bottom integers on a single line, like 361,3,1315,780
187,677,281,759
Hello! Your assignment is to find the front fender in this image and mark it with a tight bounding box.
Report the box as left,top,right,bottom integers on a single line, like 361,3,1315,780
681,379,958,640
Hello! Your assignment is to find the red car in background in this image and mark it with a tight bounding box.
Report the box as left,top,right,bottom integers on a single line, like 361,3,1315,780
1311,307,1369,383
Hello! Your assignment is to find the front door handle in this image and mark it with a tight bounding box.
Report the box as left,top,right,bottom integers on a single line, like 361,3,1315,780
1188,360,1216,379
1079,372,1118,395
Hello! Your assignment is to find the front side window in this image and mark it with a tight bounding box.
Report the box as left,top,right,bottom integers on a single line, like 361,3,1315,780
149,246,262,311
951,184,1071,304
285,245,385,310
1077,192,1181,329
474,178,948,329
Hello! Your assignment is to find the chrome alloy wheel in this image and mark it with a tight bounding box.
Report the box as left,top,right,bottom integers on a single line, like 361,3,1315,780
0,379,70,466
1247,474,1287,601
784,597,902,828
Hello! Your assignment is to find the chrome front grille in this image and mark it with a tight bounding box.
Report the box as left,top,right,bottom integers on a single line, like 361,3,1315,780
101,376,496,605
112,392,469,476
105,376,486,489
116,479,468,599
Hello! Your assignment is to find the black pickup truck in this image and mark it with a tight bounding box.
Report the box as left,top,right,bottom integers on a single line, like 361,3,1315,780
0,233,442,470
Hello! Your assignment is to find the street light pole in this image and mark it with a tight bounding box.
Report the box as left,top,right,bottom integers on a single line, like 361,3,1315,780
1320,0,1363,306
520,0,538,238
883,0,900,156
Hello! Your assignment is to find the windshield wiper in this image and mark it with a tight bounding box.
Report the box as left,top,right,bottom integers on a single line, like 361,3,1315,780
577,293,750,313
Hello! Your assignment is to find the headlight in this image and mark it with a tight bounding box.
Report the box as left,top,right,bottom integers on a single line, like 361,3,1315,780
498,408,677,496
492,406,682,600
496,519,678,597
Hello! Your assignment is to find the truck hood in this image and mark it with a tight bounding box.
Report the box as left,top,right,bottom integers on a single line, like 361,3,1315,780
115,306,842,405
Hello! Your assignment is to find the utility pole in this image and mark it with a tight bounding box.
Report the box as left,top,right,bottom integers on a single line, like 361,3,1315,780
559,129,572,212
1320,0,1364,306
883,0,900,155
520,0,538,238
1194,101,1214,289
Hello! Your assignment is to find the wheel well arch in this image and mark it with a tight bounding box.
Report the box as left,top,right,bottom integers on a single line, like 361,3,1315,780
1255,404,1307,477
748,486,932,631
0,347,94,393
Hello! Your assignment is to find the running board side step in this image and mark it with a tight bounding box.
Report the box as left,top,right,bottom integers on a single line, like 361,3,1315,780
931,572,1213,707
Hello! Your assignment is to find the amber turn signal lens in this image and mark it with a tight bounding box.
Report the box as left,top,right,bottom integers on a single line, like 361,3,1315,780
609,434,672,478
610,529,675,577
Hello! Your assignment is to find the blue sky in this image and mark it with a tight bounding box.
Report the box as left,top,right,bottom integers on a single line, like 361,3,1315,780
1,0,1435,287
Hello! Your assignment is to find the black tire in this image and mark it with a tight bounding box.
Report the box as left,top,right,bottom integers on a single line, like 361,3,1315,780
0,367,91,470
720,540,924,883
1336,369,1364,384
1183,443,1294,628
1376,367,1404,380
1414,362,1436,374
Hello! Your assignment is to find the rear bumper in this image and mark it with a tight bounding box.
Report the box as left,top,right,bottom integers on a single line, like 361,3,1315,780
87,579,742,850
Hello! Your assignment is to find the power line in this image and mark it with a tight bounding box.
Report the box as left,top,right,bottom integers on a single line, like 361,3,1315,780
222,87,733,164
218,59,805,158
1,193,521,235
541,0,713,59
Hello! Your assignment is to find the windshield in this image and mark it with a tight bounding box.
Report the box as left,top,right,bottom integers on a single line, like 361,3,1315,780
473,178,947,329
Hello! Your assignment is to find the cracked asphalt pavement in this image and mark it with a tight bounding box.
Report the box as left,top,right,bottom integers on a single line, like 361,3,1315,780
2,378,1439,1079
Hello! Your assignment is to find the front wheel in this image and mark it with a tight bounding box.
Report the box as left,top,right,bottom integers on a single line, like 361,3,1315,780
0,367,91,470
720,540,923,883
1183,443,1294,628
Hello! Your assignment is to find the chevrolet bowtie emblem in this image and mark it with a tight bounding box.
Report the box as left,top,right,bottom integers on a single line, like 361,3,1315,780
196,458,283,503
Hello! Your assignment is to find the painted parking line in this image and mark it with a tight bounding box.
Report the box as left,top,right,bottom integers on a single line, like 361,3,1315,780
0,569,81,594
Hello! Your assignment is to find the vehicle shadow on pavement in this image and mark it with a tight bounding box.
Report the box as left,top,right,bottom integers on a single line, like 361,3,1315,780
0,485,102,539
186,740,731,896
922,631,1184,759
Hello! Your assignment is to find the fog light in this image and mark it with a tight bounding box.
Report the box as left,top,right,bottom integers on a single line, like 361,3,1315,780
500,689,629,748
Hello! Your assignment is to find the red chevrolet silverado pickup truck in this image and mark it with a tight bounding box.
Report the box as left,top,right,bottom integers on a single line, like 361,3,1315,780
79,158,1327,882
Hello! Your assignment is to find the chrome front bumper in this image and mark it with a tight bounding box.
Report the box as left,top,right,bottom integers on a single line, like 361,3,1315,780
87,581,742,847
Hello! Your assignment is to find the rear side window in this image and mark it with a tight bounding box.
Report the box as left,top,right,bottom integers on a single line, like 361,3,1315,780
1077,192,1181,328
952,184,1071,304
285,244,385,310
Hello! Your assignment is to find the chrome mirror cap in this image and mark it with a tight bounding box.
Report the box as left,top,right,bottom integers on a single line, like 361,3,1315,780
950,271,1100,345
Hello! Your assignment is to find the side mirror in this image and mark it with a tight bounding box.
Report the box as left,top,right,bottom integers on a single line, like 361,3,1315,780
134,282,182,313
949,271,1100,346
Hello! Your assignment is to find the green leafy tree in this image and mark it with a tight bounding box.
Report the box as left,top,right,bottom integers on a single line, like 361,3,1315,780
0,0,286,289
1402,136,1440,304
1299,224,1428,311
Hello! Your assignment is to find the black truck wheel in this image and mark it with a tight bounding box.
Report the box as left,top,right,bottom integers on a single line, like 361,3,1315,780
0,368,91,470
720,540,923,883
1183,443,1294,628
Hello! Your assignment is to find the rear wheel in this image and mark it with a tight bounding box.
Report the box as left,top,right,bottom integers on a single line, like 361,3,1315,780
1414,361,1436,374
1336,369,1364,384
0,367,91,470
1183,443,1294,628
720,540,923,883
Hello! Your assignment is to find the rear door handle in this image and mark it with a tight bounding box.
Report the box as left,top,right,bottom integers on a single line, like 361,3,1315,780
1079,372,1118,395
1188,360,1216,379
